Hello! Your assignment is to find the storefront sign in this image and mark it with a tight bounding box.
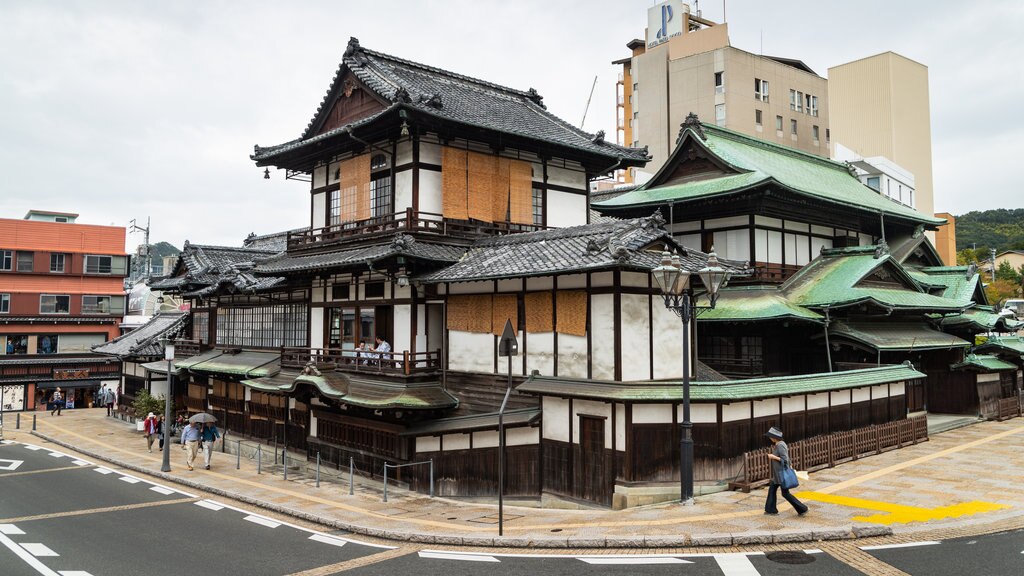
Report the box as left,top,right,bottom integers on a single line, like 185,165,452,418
647,0,689,49
53,368,90,380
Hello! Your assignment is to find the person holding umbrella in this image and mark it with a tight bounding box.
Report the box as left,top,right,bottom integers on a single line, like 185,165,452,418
200,420,220,470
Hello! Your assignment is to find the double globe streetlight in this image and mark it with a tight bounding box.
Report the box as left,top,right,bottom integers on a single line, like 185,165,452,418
651,249,730,505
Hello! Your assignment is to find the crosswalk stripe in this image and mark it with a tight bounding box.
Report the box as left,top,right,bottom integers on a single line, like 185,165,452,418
93,468,113,475
714,553,759,575
194,500,224,511
48,452,65,458
150,486,175,495
419,551,499,562
58,571,95,576
579,557,691,565
118,477,140,484
72,460,89,466
309,534,347,548
0,524,24,535
243,515,280,529
22,543,59,557
860,541,940,551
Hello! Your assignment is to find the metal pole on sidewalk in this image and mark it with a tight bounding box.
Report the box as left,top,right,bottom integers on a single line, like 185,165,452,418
16,413,20,429
160,338,174,473
316,451,320,488
257,445,262,474
32,414,36,431
349,457,354,496
283,400,288,481
383,463,388,503
429,458,434,498
236,440,241,470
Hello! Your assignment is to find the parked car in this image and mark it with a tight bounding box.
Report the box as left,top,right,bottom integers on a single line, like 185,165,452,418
999,298,1024,320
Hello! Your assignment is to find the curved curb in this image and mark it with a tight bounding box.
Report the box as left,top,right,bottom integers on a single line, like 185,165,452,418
30,431,892,549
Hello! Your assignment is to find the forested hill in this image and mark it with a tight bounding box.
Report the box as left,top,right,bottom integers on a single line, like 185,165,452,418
954,209,1024,252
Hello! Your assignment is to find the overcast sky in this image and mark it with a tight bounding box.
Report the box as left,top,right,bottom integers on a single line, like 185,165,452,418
1,0,1020,252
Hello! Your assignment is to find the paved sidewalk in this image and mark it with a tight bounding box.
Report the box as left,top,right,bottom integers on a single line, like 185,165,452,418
9,408,1024,548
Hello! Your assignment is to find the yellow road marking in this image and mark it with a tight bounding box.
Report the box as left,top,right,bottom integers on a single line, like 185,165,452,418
0,465,89,479
284,546,420,575
0,497,198,524
798,491,1010,525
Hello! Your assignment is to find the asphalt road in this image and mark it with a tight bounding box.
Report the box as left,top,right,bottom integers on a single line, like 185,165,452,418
0,440,387,576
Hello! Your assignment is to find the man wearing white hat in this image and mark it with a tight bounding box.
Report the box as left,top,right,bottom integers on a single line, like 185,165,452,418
764,426,808,516
142,412,159,452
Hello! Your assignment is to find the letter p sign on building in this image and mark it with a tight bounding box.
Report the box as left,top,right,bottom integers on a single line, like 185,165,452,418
646,0,688,49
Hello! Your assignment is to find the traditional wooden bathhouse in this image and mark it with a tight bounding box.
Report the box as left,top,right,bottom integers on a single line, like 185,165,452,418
91,311,190,408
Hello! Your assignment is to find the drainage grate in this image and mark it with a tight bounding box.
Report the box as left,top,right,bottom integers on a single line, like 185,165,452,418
765,551,815,565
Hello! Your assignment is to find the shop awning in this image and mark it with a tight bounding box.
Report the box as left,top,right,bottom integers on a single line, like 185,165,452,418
33,379,114,390
140,360,188,376
828,321,971,352
174,349,280,378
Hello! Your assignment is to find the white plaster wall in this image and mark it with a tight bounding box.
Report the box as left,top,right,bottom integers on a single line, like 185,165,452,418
543,396,570,441
688,403,717,424
891,382,906,396
572,399,611,446
310,308,324,349
395,171,413,212
420,141,441,165
872,384,889,399
557,333,588,379
417,436,440,453
978,372,1001,383
590,294,615,380
448,331,493,373
753,398,779,418
557,274,587,289
309,413,317,437
547,191,587,228
443,433,471,450
705,215,749,228
312,286,325,303
506,426,539,447
312,191,326,228
615,404,626,451
397,140,415,165
547,165,586,189
673,221,701,232
473,430,499,449
448,281,492,295
245,388,252,401
150,378,169,398
807,392,830,410
782,396,805,413
652,303,686,379
313,166,327,188
852,387,871,403
393,305,412,354
394,284,412,300
634,403,672,424
496,279,521,293
722,401,751,422
526,277,553,291
497,331,524,375
526,331,554,376
590,272,614,288
419,171,442,214
620,294,651,381
416,304,427,355
830,390,850,405
620,272,649,288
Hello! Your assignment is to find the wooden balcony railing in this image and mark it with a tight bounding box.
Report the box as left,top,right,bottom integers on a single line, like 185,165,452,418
208,394,245,413
249,402,287,421
286,208,545,251
280,347,442,376
173,339,202,359
185,396,207,412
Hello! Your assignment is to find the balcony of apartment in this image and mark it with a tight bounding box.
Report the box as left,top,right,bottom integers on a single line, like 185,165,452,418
280,347,442,378
285,208,545,252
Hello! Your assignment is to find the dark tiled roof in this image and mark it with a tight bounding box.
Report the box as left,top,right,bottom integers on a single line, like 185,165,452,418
243,228,304,252
253,38,649,166
149,242,285,297
416,215,747,283
0,355,116,366
254,234,466,274
92,312,189,359
401,407,541,436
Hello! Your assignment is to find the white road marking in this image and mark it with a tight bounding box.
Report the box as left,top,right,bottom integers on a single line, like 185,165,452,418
22,543,59,557
243,515,280,529
419,551,500,562
23,445,42,451
149,486,175,495
579,557,692,565
0,532,60,576
93,467,114,475
309,534,347,548
71,460,89,466
714,553,760,576
0,524,25,535
117,476,140,484
194,500,224,511
59,572,95,576
48,452,65,458
0,458,24,471
860,541,941,551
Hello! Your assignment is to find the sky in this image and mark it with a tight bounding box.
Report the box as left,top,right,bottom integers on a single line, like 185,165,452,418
1,0,1021,253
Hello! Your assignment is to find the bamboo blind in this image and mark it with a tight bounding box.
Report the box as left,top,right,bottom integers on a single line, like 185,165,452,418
491,294,519,336
447,294,493,333
341,155,371,221
468,151,498,221
524,291,553,333
492,157,511,222
442,147,469,220
509,160,533,225
556,290,588,336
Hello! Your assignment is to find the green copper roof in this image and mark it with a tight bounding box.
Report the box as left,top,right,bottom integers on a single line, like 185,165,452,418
696,286,823,323
240,371,458,411
973,336,1024,356
517,364,925,403
781,248,969,312
400,408,541,436
829,321,972,351
914,266,984,303
950,354,1018,372
140,360,188,376
595,123,943,225
174,349,280,378
936,306,1020,332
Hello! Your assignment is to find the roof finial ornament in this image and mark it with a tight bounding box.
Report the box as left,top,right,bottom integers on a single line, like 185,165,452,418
526,87,546,109
302,360,322,377
417,93,443,108
391,232,415,251
645,210,666,230
393,87,412,104
591,130,605,144
681,112,706,141
912,224,924,239
344,37,361,57
965,262,978,279
874,239,890,259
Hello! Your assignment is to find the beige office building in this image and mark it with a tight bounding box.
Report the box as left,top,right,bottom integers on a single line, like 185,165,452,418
616,10,830,182
828,52,935,228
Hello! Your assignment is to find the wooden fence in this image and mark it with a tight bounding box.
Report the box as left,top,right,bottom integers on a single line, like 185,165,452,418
997,394,1022,421
729,414,928,492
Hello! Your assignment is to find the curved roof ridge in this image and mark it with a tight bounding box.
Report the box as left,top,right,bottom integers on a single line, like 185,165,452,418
701,123,851,173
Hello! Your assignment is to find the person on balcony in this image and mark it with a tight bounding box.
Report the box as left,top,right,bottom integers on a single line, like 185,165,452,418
356,341,372,365
373,336,391,367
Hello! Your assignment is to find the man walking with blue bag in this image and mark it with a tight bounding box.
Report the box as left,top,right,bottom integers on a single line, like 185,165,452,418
764,426,808,516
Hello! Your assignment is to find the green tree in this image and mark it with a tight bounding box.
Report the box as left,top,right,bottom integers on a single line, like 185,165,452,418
995,260,1022,283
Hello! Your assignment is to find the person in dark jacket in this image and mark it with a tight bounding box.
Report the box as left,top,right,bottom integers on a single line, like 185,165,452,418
764,427,808,516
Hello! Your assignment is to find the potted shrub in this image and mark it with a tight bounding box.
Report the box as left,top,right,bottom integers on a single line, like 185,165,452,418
131,391,166,431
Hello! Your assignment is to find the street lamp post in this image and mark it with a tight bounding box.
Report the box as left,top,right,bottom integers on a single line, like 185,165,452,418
160,337,175,473
651,249,729,504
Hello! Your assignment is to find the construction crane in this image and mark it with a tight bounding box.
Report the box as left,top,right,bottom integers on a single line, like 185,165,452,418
579,75,598,128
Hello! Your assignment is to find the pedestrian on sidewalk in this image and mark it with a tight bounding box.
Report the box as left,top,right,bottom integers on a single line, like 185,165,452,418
180,420,202,471
157,415,166,450
200,423,221,470
50,388,63,416
764,427,808,516
105,386,116,416
143,412,159,452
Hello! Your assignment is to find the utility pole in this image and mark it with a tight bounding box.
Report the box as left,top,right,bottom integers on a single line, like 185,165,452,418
990,248,997,283
129,217,151,281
